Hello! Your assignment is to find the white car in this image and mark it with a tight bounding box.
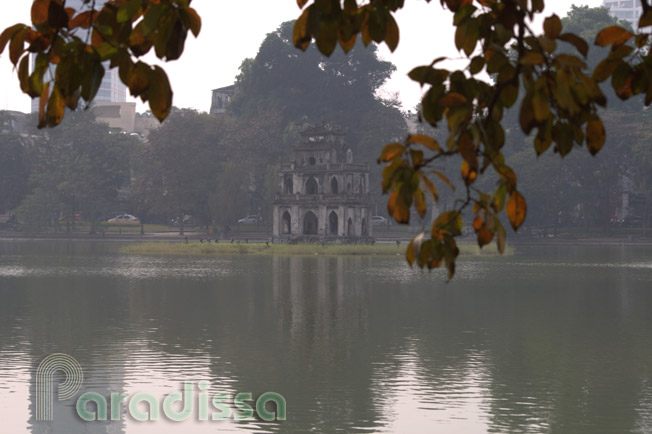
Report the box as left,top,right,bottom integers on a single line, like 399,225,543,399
108,214,140,223
371,216,389,225
238,215,262,225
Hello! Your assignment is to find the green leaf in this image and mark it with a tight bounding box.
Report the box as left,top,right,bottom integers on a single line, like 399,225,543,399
117,0,141,23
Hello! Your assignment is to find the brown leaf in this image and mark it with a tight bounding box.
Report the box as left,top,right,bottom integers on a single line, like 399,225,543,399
414,188,427,218
558,32,589,57
185,7,201,37
477,224,494,247
543,14,562,39
147,66,172,122
595,26,633,47
585,116,605,155
388,190,410,224
506,190,527,230
9,27,26,65
439,92,468,107
385,13,399,52
31,0,51,27
128,61,150,96
293,9,311,51
378,142,405,162
407,134,441,152
38,81,50,129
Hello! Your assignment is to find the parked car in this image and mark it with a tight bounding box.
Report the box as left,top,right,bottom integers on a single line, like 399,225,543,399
238,215,262,225
59,213,84,223
371,215,389,225
170,215,192,226
108,214,140,224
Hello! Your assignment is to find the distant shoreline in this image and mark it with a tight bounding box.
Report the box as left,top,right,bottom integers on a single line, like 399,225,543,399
1,231,651,247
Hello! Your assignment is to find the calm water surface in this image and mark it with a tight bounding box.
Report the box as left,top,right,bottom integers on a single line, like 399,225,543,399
1,240,652,433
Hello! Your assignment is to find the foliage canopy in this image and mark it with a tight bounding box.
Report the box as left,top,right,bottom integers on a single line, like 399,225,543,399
2,0,652,277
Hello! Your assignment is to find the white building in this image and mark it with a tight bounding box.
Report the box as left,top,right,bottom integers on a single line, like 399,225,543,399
30,0,127,113
602,0,643,28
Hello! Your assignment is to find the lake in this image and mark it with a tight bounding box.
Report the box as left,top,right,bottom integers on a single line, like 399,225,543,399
1,240,652,433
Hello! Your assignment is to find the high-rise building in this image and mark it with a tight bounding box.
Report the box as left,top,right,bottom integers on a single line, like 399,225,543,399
31,0,127,113
602,0,643,28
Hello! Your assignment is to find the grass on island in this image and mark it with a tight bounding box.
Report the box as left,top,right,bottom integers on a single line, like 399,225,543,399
121,241,513,257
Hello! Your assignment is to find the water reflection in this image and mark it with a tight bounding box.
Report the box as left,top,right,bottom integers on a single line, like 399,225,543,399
0,241,651,433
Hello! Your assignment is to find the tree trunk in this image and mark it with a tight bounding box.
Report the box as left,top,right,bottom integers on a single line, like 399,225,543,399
179,214,184,236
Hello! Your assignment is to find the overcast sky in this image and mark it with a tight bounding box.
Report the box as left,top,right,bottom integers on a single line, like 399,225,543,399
0,0,603,114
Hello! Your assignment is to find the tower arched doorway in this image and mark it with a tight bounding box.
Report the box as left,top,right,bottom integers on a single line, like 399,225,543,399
330,177,338,194
329,211,338,235
282,211,291,234
306,177,318,195
303,211,318,235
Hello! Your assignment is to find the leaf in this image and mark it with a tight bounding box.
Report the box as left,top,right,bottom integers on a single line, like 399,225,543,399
18,55,29,94
433,211,462,237
477,224,494,247
558,33,589,57
640,10,652,28
461,160,477,184
439,92,467,107
388,189,410,223
9,27,26,65
378,142,405,162
81,61,105,103
147,66,173,122
532,89,550,122
419,173,439,201
506,190,526,230
0,24,24,55
128,61,150,96
585,116,605,155
31,0,50,27
38,81,50,129
593,58,621,82
297,0,309,8
431,170,455,191
495,219,506,253
385,13,399,52
293,9,311,51
407,134,441,152
406,238,416,266
595,26,633,47
473,215,483,231
469,55,485,74
117,0,142,24
46,85,65,127
184,8,201,37
414,188,427,218
520,51,545,65
69,11,93,29
543,14,561,39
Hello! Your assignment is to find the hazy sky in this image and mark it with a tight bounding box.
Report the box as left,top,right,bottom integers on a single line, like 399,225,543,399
0,0,603,114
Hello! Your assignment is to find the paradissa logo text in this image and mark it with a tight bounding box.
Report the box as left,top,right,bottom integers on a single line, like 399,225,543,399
36,354,286,423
